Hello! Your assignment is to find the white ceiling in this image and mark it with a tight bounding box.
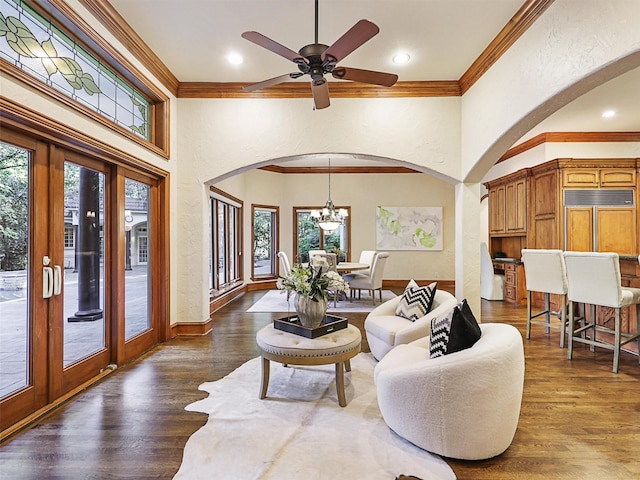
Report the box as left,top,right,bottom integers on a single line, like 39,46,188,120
109,0,640,165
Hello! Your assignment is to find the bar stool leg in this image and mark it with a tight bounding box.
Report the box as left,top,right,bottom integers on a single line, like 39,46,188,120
559,294,567,349
589,305,596,352
544,293,551,334
613,309,621,374
568,301,575,360
526,291,532,340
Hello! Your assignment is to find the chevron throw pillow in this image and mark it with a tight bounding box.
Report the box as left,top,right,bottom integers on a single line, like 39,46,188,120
395,281,437,321
430,299,481,358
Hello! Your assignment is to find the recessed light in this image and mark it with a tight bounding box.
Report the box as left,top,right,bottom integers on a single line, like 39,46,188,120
227,53,243,65
601,110,616,118
392,52,410,64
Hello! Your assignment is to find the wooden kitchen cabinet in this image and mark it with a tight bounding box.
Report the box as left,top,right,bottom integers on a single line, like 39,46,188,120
489,184,506,234
506,177,527,233
562,167,636,187
487,173,527,236
596,207,637,255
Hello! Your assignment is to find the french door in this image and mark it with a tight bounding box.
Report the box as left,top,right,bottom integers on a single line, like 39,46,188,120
0,129,164,432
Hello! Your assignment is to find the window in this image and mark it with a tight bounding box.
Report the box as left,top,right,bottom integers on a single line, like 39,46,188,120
294,207,351,263
0,0,169,155
137,227,148,263
252,205,279,279
63,225,74,248
209,187,243,294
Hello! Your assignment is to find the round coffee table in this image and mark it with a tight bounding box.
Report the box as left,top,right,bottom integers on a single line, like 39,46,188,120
256,324,362,407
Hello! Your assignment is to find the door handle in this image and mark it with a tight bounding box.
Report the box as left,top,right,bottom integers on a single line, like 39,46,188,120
53,265,62,296
43,266,53,298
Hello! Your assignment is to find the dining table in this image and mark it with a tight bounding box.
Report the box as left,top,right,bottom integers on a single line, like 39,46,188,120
335,262,369,273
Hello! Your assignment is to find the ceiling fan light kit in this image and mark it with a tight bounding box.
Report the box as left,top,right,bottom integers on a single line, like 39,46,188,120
241,0,398,110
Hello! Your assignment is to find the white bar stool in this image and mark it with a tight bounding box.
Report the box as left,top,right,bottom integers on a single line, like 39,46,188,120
564,251,640,373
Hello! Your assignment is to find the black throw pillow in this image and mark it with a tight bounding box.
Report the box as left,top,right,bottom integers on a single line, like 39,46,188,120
430,299,482,358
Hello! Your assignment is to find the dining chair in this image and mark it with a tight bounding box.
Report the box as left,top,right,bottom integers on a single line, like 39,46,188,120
307,249,326,263
356,250,377,276
521,249,569,348
277,251,291,277
563,251,640,373
347,252,390,305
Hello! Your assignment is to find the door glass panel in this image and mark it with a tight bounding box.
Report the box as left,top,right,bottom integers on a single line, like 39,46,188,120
124,178,150,340
63,163,106,367
0,141,30,398
296,211,320,263
217,202,226,285
253,208,276,277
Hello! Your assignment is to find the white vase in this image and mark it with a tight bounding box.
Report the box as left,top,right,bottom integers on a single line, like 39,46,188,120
294,294,328,328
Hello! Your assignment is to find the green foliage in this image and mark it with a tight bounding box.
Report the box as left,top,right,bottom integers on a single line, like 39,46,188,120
0,143,29,270
253,210,272,260
297,213,320,262
277,262,349,301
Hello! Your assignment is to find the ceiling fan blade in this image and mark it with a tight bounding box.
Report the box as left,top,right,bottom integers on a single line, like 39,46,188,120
332,67,398,87
241,31,308,65
321,19,379,65
311,79,330,110
242,73,299,92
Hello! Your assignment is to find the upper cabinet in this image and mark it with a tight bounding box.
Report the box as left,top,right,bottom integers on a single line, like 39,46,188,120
562,166,636,188
485,158,640,258
486,171,528,236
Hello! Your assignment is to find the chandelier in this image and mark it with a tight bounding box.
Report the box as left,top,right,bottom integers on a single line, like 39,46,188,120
310,158,348,231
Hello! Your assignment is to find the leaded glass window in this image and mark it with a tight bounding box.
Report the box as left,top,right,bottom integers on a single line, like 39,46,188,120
0,0,150,140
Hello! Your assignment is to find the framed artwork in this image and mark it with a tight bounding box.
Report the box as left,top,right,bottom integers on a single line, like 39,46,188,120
376,206,443,251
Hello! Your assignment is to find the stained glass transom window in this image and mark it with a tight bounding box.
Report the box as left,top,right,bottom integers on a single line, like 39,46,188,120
0,0,150,141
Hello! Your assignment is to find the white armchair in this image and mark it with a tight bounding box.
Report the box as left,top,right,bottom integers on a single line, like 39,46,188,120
364,288,458,361
374,323,525,460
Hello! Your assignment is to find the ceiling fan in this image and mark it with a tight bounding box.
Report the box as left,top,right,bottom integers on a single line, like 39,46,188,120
241,0,398,110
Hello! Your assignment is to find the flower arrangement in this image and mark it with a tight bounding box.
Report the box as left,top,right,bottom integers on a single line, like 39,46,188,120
277,259,350,302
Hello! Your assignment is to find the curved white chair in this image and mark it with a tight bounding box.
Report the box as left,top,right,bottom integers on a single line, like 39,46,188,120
277,251,291,277
374,323,525,460
364,288,458,361
521,249,569,347
480,242,505,300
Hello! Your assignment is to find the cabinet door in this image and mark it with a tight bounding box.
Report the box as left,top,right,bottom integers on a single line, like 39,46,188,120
489,185,506,234
565,207,593,251
505,179,527,233
599,168,636,187
563,169,599,187
597,207,636,255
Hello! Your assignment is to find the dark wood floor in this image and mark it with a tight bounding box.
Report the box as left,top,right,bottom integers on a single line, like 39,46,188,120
1,289,640,479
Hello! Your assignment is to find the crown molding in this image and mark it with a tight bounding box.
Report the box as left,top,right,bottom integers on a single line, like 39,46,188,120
177,81,460,99
80,0,551,99
459,0,555,94
77,0,180,96
498,131,640,163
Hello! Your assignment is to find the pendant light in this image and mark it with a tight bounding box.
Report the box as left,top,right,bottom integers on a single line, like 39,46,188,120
310,158,348,231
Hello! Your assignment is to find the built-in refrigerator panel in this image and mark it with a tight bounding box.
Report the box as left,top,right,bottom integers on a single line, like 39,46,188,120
564,189,635,254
